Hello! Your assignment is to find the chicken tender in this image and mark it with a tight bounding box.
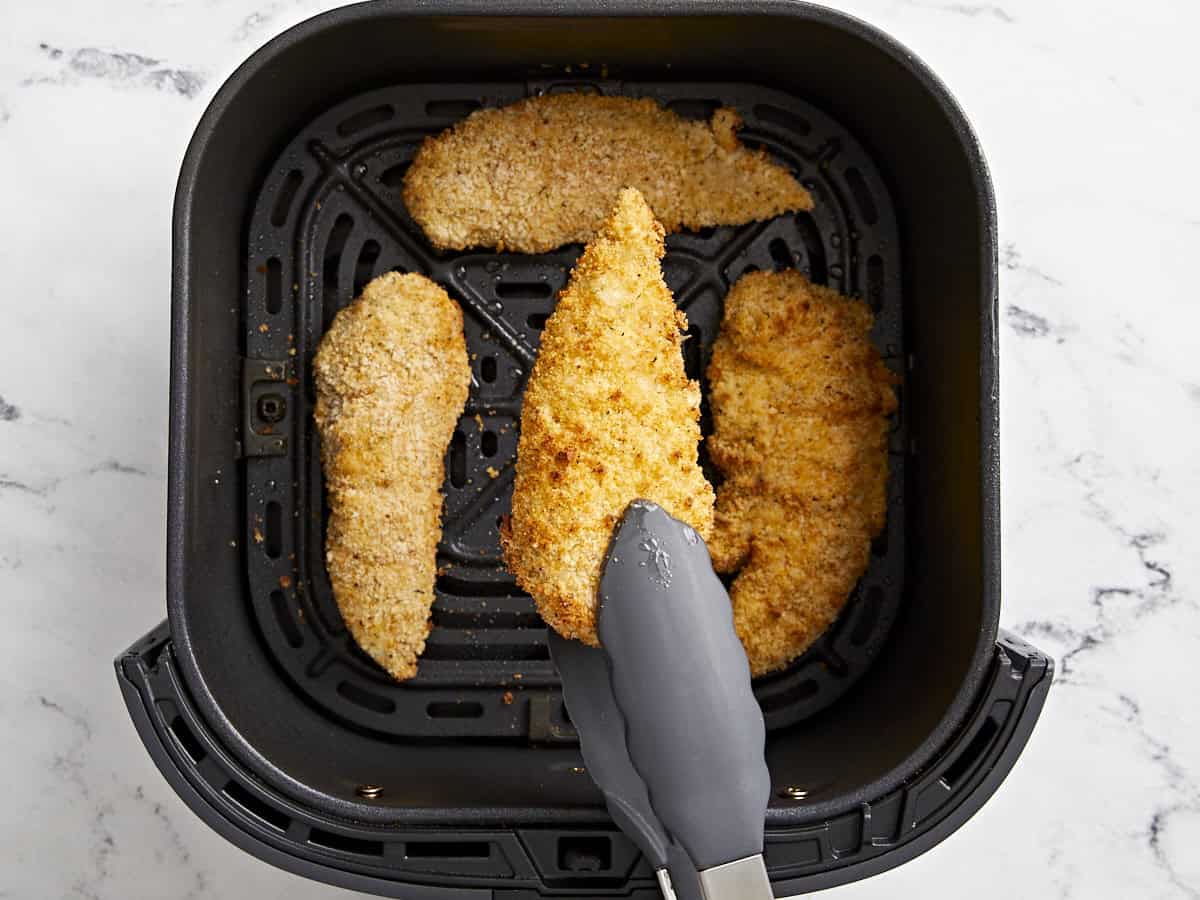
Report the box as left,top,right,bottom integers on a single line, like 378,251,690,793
503,188,715,643
707,270,897,676
403,94,813,254
314,272,470,681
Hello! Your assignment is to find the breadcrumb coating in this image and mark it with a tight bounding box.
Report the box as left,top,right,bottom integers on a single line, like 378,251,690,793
707,270,898,676
403,94,813,254
503,188,715,643
313,273,470,680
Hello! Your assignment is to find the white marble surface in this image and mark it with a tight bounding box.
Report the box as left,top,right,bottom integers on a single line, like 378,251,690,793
1,1,1197,897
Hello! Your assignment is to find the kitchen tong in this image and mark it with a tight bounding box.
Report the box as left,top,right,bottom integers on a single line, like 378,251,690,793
549,500,774,900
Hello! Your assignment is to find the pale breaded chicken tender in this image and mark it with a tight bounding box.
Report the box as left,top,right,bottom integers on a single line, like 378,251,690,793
502,188,715,643
403,94,813,254
707,270,898,677
314,272,470,681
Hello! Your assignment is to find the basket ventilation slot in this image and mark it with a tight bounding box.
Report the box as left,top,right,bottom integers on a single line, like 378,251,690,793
309,828,385,857
224,780,290,831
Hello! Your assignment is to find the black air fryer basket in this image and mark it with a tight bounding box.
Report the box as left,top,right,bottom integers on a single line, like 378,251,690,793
117,2,1053,896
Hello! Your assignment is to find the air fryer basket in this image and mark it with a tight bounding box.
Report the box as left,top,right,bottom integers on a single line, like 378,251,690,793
118,2,1052,897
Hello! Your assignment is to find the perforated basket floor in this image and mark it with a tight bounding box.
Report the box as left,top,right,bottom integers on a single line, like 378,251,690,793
240,79,906,740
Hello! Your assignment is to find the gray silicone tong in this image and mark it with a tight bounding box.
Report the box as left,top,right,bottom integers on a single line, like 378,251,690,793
548,500,773,900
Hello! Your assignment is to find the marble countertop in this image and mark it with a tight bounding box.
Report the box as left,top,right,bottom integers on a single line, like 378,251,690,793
2,1,1196,897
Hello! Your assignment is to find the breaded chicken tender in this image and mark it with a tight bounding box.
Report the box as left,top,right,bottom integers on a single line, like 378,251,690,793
707,271,897,676
403,94,813,254
314,272,470,681
503,188,715,643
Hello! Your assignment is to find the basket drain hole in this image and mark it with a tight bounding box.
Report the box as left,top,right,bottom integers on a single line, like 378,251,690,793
845,167,879,225
270,169,304,228
682,325,703,381
264,501,282,558
794,214,827,284
265,258,282,314
666,98,721,121
480,356,498,383
337,681,396,715
352,240,381,296
769,238,794,271
270,590,303,649
336,103,394,137
427,701,484,719
436,574,528,598
379,161,412,189
866,254,884,313
753,103,813,137
423,641,549,662
425,99,482,119
527,312,550,330
448,430,467,488
481,430,498,457
320,214,354,323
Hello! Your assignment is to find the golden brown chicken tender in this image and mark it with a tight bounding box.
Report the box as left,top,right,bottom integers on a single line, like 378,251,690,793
403,94,813,254
707,270,897,676
314,272,470,681
502,188,715,643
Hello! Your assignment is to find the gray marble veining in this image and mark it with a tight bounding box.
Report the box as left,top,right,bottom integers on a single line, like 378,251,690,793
1,0,1196,898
